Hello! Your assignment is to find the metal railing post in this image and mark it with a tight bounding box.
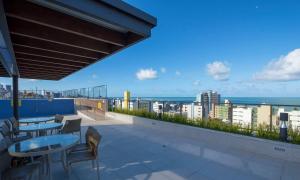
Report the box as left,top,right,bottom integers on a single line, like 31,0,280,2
270,105,273,131
92,87,95,99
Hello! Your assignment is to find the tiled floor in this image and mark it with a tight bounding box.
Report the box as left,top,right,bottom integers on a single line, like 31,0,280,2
51,115,300,180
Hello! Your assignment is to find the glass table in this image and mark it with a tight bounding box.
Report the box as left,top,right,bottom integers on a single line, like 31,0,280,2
19,116,55,124
8,134,80,180
18,123,63,136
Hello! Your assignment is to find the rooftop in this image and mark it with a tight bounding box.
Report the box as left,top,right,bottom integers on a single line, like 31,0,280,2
51,115,300,180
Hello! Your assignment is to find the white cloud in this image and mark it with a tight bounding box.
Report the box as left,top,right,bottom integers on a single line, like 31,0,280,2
254,49,300,81
161,67,166,73
136,68,157,80
92,74,98,79
28,79,37,82
193,80,201,86
175,71,181,76
207,61,230,81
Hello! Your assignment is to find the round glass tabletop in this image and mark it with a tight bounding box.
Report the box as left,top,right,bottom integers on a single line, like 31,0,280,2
8,134,79,157
18,123,63,132
19,116,55,124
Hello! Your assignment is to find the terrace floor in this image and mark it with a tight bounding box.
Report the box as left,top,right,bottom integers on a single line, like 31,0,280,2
51,115,300,180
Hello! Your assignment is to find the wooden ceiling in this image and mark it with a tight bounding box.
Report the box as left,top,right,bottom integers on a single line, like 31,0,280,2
2,0,146,80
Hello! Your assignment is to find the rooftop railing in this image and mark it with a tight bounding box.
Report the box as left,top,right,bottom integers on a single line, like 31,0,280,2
61,85,107,99
108,98,300,144
0,85,107,99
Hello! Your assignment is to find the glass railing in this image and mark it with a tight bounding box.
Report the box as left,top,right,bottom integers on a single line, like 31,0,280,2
109,98,300,133
0,85,107,99
61,85,107,99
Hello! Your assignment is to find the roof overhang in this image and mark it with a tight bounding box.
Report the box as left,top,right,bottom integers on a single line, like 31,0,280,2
0,0,156,80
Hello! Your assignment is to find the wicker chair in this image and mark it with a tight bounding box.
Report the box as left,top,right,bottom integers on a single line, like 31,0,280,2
66,126,101,180
54,114,64,123
0,139,40,180
0,121,31,143
50,115,64,134
8,117,21,137
3,119,12,131
70,126,94,152
61,118,82,142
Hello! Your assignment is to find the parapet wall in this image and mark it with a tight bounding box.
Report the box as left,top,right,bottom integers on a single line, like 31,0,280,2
75,98,107,120
106,112,300,163
0,98,75,119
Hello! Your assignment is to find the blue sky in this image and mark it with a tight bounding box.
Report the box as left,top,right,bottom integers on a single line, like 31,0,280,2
1,0,300,97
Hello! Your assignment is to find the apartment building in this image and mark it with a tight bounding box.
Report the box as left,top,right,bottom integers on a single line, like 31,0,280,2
256,105,272,126
182,103,203,119
232,106,253,127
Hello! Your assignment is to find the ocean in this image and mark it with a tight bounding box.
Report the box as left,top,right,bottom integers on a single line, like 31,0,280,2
135,97,300,106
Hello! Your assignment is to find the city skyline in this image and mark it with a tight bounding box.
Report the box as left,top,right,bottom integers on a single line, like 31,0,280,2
1,0,300,97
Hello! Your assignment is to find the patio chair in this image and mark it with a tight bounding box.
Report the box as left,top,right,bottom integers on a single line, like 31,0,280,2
49,114,65,135
8,117,20,136
0,122,31,143
3,119,12,131
60,118,82,142
70,126,94,152
0,140,41,180
66,126,102,180
54,114,64,123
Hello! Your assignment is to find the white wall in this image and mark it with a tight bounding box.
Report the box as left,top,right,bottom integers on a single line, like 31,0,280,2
289,110,300,130
182,104,202,119
233,107,252,126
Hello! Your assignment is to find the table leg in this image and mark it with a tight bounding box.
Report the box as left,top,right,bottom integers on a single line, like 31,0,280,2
62,150,68,171
47,154,53,180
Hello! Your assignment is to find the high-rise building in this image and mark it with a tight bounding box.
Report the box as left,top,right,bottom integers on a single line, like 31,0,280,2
270,108,300,130
152,102,163,113
214,99,232,122
5,85,11,92
256,105,272,126
113,99,122,109
182,103,203,119
287,110,300,130
199,90,220,119
182,104,192,118
201,92,209,118
232,106,253,127
123,90,130,110
138,101,153,112
193,104,203,119
195,93,202,102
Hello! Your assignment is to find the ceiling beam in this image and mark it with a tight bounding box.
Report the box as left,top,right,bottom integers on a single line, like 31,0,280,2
15,54,87,68
15,51,92,64
20,74,61,80
13,45,94,63
4,0,126,47
19,69,69,76
20,71,63,77
20,71,64,76
11,34,104,59
18,65,74,74
19,66,72,74
7,17,113,54
17,61,78,71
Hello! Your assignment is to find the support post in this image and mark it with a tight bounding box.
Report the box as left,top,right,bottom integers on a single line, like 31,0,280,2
270,105,273,131
13,75,19,120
